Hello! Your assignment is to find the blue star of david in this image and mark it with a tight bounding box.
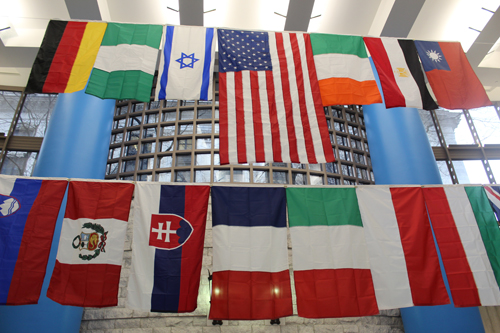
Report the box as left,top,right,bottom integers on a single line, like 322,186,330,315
176,52,199,69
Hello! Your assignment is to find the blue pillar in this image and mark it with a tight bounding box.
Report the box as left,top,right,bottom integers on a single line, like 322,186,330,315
0,89,115,332
363,62,484,332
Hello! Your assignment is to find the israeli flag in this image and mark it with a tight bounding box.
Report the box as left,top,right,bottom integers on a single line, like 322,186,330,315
155,26,216,101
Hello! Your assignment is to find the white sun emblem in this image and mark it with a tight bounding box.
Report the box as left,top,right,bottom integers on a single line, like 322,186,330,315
426,50,442,62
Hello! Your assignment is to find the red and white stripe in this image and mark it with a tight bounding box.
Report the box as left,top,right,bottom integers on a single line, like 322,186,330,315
219,32,334,165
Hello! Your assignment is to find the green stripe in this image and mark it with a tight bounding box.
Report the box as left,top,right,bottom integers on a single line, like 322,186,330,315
465,186,500,287
310,33,368,58
286,188,363,227
86,68,154,102
101,23,163,49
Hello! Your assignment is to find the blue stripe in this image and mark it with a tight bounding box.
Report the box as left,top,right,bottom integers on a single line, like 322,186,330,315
415,40,451,72
158,26,175,100
212,187,286,228
199,28,214,100
151,185,185,312
0,179,42,304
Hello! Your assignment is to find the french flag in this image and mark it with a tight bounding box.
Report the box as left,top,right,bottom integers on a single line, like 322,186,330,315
128,183,210,312
209,187,293,320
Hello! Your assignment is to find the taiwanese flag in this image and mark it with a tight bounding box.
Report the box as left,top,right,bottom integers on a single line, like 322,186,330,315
209,187,293,320
415,41,491,110
127,183,210,312
25,20,107,94
0,176,67,305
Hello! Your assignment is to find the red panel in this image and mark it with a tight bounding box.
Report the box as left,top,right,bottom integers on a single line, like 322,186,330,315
294,268,378,318
209,270,293,320
266,71,282,162
219,73,229,165
250,71,265,162
234,71,247,163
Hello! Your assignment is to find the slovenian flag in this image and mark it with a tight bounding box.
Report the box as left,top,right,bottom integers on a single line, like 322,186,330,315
356,186,450,309
155,25,216,101
128,183,210,312
209,187,293,320
287,187,379,318
0,176,67,305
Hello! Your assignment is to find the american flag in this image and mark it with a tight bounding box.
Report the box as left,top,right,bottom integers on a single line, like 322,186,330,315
484,186,500,218
217,29,335,165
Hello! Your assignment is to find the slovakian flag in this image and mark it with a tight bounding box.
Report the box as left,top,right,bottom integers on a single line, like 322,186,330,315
127,183,210,312
484,185,500,218
26,20,107,94
217,29,335,165
0,176,67,305
155,26,216,101
415,41,491,110
287,187,379,318
363,37,438,110
356,186,450,309
47,181,134,307
423,185,500,307
209,187,293,320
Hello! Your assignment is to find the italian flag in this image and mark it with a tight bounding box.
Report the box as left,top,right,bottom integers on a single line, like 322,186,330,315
424,185,500,307
309,34,382,106
287,187,379,318
86,23,163,102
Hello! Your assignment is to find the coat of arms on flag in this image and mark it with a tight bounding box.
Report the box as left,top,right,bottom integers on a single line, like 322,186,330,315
72,222,108,259
149,213,193,250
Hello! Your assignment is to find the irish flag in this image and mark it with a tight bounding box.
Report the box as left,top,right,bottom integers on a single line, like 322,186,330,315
423,185,500,307
310,33,382,106
86,23,163,102
356,186,450,309
287,187,379,318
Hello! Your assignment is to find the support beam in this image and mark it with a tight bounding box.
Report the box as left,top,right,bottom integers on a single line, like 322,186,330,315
64,0,102,20
380,0,425,38
179,0,203,26
284,0,314,32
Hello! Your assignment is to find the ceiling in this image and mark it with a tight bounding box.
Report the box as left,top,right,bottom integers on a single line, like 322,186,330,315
1,0,500,102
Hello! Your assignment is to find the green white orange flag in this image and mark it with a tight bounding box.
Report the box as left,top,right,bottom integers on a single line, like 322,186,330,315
309,33,382,106
86,23,163,102
287,187,379,318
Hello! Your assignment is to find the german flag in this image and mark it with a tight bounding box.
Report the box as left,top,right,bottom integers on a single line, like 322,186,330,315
26,20,107,94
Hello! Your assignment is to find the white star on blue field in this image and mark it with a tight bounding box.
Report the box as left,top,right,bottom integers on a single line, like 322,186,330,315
176,52,199,69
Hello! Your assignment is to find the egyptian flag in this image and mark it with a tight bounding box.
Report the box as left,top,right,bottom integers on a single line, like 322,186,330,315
364,37,438,110
25,20,107,94
0,176,67,305
209,187,293,320
127,183,210,312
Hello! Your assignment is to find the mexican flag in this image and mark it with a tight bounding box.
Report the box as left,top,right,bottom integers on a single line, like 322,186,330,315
287,187,379,318
86,23,163,102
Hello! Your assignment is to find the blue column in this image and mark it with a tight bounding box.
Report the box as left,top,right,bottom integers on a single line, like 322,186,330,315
363,62,484,333
0,89,115,332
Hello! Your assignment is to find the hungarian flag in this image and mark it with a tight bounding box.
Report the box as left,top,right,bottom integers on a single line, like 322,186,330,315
0,176,67,305
310,33,382,106
86,23,163,102
156,26,216,101
484,185,500,218
415,41,491,110
217,29,335,165
47,181,134,307
26,20,107,94
423,185,500,307
356,186,449,309
363,37,438,110
287,187,378,318
209,187,293,320
127,184,210,312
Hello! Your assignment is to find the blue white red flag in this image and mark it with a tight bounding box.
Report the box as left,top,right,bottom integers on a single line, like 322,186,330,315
0,175,67,305
128,183,210,312
484,186,500,218
209,186,293,320
155,25,215,101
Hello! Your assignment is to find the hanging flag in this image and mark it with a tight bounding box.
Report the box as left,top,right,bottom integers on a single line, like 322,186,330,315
25,20,107,94
363,37,438,110
127,184,210,312
47,181,134,307
209,187,293,320
423,185,500,307
484,185,500,218
86,23,163,102
415,41,491,110
287,187,379,318
217,29,335,165
356,186,449,310
155,26,216,101
309,33,382,106
0,176,67,305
